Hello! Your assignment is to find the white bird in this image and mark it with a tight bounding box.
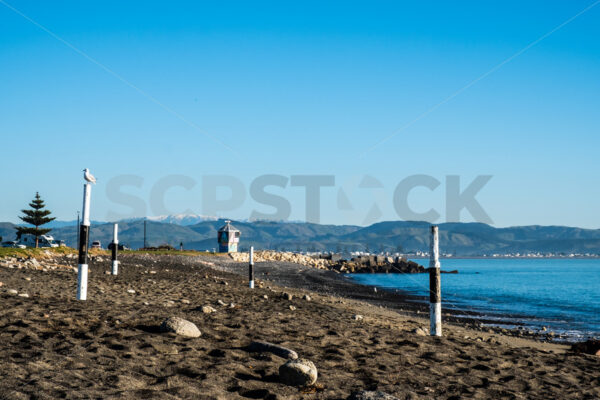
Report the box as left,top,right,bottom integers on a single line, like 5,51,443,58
83,168,97,184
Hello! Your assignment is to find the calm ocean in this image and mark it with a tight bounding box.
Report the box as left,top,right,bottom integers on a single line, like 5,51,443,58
350,258,600,341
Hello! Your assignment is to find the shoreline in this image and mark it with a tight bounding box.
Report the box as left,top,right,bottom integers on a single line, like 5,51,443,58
204,255,590,344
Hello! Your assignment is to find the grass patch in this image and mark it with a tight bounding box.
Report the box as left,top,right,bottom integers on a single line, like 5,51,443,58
0,247,228,259
121,249,225,257
0,246,77,259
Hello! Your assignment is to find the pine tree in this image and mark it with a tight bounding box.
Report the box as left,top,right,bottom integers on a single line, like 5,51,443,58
16,192,55,248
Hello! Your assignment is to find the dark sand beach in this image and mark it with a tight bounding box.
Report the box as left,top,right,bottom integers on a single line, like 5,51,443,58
0,252,598,399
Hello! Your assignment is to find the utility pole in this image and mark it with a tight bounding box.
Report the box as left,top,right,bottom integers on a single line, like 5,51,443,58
76,211,80,249
143,218,147,249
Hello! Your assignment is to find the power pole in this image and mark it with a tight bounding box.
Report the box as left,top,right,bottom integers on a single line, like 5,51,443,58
76,211,80,248
143,218,147,249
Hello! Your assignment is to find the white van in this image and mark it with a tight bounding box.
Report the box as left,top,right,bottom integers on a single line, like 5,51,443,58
18,234,58,248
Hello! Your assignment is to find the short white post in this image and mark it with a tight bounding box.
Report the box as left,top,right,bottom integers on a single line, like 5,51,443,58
77,183,92,300
429,225,442,336
111,223,119,275
249,246,254,289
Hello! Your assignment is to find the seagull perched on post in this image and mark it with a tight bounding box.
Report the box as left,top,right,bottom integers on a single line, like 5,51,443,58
83,168,97,184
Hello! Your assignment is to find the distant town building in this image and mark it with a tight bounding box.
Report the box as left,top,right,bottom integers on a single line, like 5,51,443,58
217,220,240,253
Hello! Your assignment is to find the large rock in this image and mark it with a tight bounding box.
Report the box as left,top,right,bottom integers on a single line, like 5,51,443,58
279,358,317,386
247,341,298,359
570,339,600,356
160,317,201,338
348,391,400,400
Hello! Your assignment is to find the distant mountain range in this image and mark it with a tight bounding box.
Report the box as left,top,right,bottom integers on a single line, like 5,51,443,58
1,217,600,256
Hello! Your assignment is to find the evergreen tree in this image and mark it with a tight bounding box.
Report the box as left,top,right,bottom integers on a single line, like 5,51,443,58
16,192,55,248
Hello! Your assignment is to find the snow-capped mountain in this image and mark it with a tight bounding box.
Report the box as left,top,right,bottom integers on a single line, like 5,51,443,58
132,214,220,226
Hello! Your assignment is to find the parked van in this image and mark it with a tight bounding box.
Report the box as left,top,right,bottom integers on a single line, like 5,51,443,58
18,234,58,248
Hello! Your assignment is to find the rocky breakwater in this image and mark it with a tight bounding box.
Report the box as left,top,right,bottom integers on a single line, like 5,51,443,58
230,251,456,275
327,255,428,274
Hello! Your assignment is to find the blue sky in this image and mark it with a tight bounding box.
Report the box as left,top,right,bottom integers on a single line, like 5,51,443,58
1,1,599,227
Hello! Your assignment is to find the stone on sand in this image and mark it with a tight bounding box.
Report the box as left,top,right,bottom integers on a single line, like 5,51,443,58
18,293,29,298
247,341,298,360
348,391,400,400
160,317,201,338
282,292,293,301
202,305,217,314
127,289,136,294
303,294,312,301
353,314,363,321
413,327,427,336
7,289,18,295
279,358,317,386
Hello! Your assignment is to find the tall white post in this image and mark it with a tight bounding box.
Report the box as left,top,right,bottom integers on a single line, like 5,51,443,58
77,183,91,300
111,223,119,275
429,225,442,336
249,246,255,288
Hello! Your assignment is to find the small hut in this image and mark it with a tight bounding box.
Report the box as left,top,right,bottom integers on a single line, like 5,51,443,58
217,220,240,253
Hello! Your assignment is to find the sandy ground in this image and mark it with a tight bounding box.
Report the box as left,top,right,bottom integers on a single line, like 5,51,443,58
0,253,597,399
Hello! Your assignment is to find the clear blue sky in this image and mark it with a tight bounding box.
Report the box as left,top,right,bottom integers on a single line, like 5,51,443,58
1,1,599,228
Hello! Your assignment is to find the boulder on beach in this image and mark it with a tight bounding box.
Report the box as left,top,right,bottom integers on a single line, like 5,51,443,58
279,358,318,386
159,317,201,338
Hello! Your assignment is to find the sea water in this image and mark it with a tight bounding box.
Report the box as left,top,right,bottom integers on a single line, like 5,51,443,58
350,258,600,341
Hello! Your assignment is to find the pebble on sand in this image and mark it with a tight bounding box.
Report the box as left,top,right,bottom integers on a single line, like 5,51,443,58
160,317,201,338
18,293,30,298
303,294,312,301
202,305,217,314
7,289,18,295
353,314,364,321
127,289,136,294
279,358,318,386
348,390,400,400
413,327,428,336
282,292,293,301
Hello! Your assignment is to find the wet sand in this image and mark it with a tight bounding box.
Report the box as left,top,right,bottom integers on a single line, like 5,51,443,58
0,253,597,399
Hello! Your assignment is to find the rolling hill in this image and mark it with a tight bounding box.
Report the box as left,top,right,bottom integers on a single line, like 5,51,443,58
2,218,599,256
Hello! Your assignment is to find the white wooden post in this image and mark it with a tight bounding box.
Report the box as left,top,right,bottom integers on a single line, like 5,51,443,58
429,225,442,336
249,246,254,288
77,183,91,300
111,223,119,275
